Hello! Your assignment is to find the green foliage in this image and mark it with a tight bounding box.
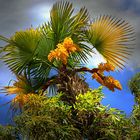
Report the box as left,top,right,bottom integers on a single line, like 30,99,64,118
14,93,80,140
130,104,140,140
72,87,132,139
0,125,16,140
1,29,41,74
11,88,140,140
129,72,140,103
132,105,140,122
0,87,140,139
74,87,103,111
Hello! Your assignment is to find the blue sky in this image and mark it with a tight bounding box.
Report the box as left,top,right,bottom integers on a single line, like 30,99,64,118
85,66,138,114
0,0,140,125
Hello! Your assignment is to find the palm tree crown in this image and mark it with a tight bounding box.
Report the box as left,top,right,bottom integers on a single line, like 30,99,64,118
0,1,134,107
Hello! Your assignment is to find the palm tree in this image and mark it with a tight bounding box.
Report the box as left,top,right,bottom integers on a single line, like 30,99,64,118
0,1,134,106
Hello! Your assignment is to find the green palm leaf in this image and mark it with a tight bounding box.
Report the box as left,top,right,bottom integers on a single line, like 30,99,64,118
32,33,56,82
0,28,41,74
0,28,55,82
49,1,92,64
86,15,134,69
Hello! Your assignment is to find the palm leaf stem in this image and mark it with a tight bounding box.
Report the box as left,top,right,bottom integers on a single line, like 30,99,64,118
73,67,98,74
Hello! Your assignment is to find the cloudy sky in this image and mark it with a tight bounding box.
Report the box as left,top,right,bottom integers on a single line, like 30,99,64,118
0,0,140,124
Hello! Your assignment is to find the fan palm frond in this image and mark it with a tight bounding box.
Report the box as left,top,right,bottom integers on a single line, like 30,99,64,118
87,15,134,69
49,1,92,64
0,28,41,74
0,28,55,81
50,1,89,41
50,1,74,38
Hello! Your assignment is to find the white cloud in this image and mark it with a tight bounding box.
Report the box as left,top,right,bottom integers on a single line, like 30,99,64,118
86,49,106,68
29,4,51,26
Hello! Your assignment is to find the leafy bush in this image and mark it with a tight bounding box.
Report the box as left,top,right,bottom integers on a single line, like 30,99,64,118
129,72,140,104
0,88,136,140
0,125,16,140
14,94,80,140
